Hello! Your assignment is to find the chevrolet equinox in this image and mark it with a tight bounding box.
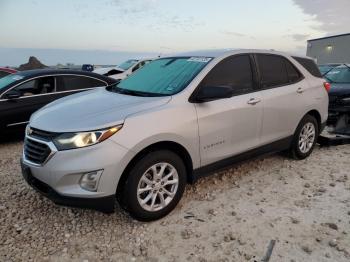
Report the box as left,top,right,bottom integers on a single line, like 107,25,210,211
21,50,329,221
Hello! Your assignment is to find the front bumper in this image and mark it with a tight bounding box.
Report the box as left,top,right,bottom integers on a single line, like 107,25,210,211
21,134,135,213
21,160,115,213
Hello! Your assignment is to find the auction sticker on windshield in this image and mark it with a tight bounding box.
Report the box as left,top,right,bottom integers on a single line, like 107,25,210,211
187,57,212,63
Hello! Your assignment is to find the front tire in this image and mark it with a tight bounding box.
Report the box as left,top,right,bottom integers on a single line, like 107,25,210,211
289,115,319,160
120,150,187,221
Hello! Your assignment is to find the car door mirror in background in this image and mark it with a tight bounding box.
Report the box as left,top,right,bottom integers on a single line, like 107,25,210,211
191,85,233,103
4,90,21,100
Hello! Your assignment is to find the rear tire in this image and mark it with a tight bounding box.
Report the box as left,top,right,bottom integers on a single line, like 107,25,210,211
289,114,319,160
119,150,187,221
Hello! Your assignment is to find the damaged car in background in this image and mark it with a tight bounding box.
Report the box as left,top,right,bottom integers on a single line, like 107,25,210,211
324,64,350,135
94,59,153,80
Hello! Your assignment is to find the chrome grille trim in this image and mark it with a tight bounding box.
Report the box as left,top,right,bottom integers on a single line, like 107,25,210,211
23,134,57,167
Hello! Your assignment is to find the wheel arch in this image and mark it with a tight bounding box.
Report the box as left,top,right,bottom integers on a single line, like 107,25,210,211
305,109,322,132
116,141,194,199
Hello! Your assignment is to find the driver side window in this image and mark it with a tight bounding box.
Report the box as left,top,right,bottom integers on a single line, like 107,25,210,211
13,76,55,97
200,55,255,96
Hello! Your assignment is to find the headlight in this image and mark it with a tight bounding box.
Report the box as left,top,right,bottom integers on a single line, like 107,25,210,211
25,125,32,136
53,125,122,150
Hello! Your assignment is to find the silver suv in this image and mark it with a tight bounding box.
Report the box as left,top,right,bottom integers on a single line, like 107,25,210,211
21,50,329,221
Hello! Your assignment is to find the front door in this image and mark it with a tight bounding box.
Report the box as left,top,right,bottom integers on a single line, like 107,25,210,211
0,76,57,130
194,55,263,166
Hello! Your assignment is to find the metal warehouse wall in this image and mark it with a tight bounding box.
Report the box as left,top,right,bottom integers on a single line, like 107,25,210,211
306,34,350,64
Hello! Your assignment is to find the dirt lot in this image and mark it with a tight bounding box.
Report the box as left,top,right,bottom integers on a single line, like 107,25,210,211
0,139,349,262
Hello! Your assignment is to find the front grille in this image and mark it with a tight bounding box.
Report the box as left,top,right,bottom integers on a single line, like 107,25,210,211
24,138,51,165
30,127,58,141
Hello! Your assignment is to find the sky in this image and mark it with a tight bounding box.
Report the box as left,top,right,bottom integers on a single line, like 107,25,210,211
0,0,349,66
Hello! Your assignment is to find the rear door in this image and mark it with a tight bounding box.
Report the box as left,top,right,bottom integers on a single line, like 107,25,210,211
0,76,58,129
255,54,306,144
195,54,263,166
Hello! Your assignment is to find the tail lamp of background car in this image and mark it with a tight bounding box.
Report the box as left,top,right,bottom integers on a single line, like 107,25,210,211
52,125,123,150
324,82,331,92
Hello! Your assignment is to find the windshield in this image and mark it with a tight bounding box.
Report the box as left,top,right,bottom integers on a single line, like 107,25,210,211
112,57,212,96
324,67,350,83
319,65,337,75
0,73,25,92
118,59,139,70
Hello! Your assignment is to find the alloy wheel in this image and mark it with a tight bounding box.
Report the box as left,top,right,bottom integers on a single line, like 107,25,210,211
137,162,179,212
298,122,316,153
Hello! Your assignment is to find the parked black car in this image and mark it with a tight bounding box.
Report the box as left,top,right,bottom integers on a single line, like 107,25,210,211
0,69,117,133
324,64,350,134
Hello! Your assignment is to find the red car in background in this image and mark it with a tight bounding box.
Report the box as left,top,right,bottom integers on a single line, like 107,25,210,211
0,67,17,78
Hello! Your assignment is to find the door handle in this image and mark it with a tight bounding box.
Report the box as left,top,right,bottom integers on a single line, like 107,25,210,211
247,98,261,105
297,87,304,94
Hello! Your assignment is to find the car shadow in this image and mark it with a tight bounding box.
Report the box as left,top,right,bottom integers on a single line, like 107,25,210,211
0,131,25,145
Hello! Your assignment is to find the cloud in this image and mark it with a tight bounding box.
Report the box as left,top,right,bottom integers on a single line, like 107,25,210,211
108,0,156,15
286,33,310,41
221,31,255,39
222,31,247,37
292,0,350,34
103,0,203,32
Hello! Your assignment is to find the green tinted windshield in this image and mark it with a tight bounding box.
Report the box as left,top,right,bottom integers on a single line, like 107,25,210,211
116,57,212,96
0,73,25,91
325,67,350,83
118,59,139,70
319,65,336,75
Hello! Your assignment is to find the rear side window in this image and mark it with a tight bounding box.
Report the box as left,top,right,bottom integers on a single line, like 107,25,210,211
56,75,106,91
292,56,322,78
285,60,303,83
200,55,255,96
256,54,289,88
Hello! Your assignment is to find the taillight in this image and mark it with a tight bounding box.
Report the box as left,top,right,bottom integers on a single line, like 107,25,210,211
324,82,331,92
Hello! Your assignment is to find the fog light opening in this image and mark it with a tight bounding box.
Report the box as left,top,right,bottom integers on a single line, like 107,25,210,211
79,170,103,192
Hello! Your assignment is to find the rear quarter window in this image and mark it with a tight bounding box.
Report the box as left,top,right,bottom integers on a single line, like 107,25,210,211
292,56,323,78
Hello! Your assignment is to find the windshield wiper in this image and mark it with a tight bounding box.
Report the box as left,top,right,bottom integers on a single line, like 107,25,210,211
112,87,150,97
322,69,334,76
110,85,168,97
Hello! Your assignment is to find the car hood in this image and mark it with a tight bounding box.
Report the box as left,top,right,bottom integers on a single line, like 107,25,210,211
329,83,350,96
30,88,171,132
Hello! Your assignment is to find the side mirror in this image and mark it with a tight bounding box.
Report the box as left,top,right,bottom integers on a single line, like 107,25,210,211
190,85,233,103
4,90,21,100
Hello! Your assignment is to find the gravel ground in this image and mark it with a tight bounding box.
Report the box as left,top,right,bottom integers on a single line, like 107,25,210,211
0,140,349,262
